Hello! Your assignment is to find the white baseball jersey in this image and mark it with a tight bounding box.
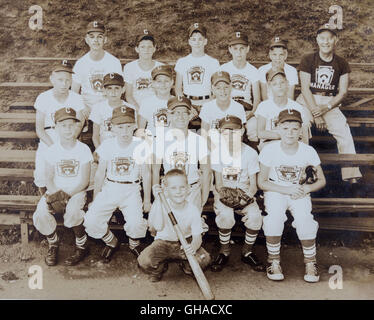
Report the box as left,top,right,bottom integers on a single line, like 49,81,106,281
34,89,85,129
174,54,220,96
254,98,307,141
151,200,203,241
259,141,320,187
155,129,209,185
258,62,298,97
138,94,169,137
96,137,149,182
199,99,246,130
72,51,122,97
89,100,135,142
123,60,163,105
211,142,259,192
220,61,259,104
45,141,93,194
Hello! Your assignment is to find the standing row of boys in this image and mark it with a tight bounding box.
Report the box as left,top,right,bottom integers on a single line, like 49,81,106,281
32,21,361,284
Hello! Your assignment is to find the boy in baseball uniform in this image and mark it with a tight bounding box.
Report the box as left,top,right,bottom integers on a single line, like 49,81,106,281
90,72,135,149
33,107,93,266
258,109,326,282
34,61,85,194
258,37,298,100
210,115,264,272
123,29,163,110
84,106,150,262
220,31,260,142
138,169,211,282
255,69,310,150
297,24,362,183
174,23,220,117
72,21,123,114
153,96,210,223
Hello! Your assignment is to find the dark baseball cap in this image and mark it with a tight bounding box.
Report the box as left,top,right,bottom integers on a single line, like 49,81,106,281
53,60,74,73
54,107,80,123
151,65,173,80
137,29,155,44
86,21,105,34
103,73,124,87
269,36,287,49
111,106,136,125
167,96,192,111
218,115,243,129
211,71,231,86
229,31,248,46
266,68,287,82
317,23,337,36
277,109,302,124
188,23,207,38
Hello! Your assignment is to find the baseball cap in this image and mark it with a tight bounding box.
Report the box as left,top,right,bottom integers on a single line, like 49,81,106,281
103,73,124,87
269,36,287,49
137,29,155,44
167,96,192,111
229,31,248,46
277,109,302,124
211,71,231,86
266,68,286,82
111,106,136,125
218,115,243,129
188,23,207,38
151,65,173,80
54,107,80,123
317,23,337,36
53,60,74,73
86,21,105,34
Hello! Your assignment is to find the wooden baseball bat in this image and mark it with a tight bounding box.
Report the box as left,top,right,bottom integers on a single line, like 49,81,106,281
158,191,215,300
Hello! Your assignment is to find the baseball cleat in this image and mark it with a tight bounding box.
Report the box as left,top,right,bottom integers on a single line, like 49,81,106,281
178,262,193,276
266,260,284,281
304,262,320,283
149,263,169,282
101,242,119,263
64,246,89,266
210,253,229,272
45,245,59,266
241,252,266,272
130,246,143,258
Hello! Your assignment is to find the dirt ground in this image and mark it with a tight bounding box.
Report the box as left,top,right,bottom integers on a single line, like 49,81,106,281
1,230,374,300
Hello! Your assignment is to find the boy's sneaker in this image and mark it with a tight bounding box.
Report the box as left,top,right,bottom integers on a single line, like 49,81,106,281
266,260,284,281
304,262,320,283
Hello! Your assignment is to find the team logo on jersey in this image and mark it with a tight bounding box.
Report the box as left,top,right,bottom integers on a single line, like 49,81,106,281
188,66,205,84
275,165,302,183
223,166,241,182
311,66,335,90
111,157,134,176
136,78,151,90
57,160,79,177
89,73,104,92
231,74,249,92
104,119,112,132
170,152,189,174
153,108,169,127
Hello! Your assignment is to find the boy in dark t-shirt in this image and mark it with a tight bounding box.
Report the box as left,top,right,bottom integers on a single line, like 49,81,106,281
297,24,361,183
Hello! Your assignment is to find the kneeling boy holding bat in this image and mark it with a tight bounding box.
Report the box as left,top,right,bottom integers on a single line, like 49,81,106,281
138,169,211,283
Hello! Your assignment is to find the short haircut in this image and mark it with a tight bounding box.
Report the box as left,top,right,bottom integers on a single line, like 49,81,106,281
163,169,188,185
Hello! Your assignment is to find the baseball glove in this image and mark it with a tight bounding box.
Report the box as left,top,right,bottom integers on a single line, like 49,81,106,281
219,187,254,210
46,190,71,214
299,165,318,185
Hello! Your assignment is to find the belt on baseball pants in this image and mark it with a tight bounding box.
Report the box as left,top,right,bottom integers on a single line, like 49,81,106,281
190,180,199,186
313,92,336,97
107,178,140,184
184,94,210,101
232,96,245,100
44,126,55,130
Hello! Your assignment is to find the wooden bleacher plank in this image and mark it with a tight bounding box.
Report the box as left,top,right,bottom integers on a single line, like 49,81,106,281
0,82,52,89
341,97,374,110
0,131,37,139
0,213,20,226
0,150,35,162
0,113,36,123
311,136,374,143
319,154,374,166
0,168,34,181
316,217,374,232
0,195,39,211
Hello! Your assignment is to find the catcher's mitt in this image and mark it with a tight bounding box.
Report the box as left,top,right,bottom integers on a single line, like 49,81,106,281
46,190,71,214
219,187,254,210
299,165,318,185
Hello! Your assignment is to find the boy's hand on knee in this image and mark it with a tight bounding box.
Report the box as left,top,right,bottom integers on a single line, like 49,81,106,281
183,244,195,256
287,185,305,199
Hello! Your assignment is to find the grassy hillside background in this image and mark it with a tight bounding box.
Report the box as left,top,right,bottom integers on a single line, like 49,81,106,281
0,0,374,84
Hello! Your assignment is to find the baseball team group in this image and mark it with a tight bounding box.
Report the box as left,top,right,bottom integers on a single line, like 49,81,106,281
30,20,362,286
